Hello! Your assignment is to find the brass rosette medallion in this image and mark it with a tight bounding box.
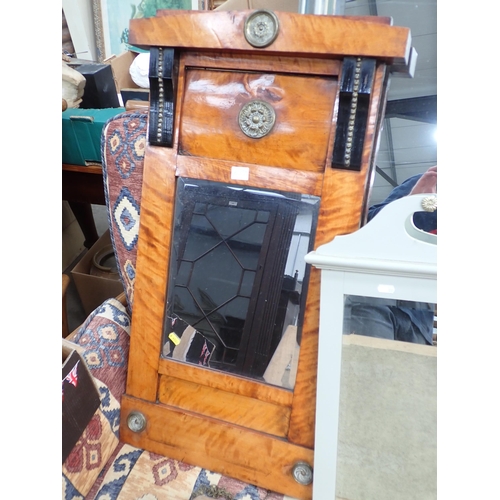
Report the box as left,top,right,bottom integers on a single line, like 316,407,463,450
244,10,279,48
238,100,276,139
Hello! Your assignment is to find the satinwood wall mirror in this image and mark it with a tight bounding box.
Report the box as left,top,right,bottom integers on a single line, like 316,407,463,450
118,9,414,499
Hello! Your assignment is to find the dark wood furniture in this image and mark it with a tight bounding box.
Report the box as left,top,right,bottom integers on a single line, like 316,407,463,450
118,10,414,499
62,163,105,248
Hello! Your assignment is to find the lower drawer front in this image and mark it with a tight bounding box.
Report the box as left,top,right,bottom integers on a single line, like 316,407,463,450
158,374,291,437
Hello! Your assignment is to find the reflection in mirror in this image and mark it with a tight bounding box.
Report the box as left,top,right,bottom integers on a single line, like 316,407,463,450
335,298,437,499
162,178,320,389
343,295,437,346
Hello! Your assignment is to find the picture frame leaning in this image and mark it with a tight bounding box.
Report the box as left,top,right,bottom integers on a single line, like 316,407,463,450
92,0,197,62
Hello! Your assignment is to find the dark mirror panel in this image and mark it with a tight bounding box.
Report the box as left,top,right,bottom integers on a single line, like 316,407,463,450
162,178,320,388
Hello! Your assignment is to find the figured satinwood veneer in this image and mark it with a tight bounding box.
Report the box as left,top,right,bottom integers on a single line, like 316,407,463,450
119,10,414,499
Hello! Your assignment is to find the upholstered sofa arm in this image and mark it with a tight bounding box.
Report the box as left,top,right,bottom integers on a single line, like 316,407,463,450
62,298,131,499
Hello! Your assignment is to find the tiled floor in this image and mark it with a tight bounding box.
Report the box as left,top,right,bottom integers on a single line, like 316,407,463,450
64,204,110,333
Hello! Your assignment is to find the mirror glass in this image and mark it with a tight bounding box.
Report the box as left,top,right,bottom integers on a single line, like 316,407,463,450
162,177,320,389
343,295,436,345
337,294,437,497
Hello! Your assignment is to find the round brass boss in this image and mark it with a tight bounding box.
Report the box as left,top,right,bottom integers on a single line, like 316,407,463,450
244,10,279,48
127,411,147,433
238,100,276,139
292,461,313,485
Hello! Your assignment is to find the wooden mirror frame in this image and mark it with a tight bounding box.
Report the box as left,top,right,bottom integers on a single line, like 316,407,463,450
118,10,414,499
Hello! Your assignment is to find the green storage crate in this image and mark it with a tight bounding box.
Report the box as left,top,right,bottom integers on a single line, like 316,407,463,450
62,107,125,165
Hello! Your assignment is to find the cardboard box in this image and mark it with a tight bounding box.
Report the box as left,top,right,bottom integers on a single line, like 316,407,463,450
71,230,125,316
106,51,139,93
62,201,85,271
62,107,125,165
105,51,150,106
62,339,101,463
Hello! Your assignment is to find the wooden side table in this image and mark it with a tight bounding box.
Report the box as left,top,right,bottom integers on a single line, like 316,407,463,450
62,163,105,248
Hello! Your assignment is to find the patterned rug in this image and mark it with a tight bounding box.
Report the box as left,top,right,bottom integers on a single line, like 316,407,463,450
85,442,290,500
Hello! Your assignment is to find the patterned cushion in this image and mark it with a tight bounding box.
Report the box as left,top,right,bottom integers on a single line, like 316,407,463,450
62,298,130,499
101,111,148,313
62,378,121,499
72,298,131,401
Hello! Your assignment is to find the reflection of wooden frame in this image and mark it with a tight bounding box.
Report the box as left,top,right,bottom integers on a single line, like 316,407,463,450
92,0,196,62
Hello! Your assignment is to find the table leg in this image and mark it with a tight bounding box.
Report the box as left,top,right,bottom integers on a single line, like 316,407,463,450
69,202,99,249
